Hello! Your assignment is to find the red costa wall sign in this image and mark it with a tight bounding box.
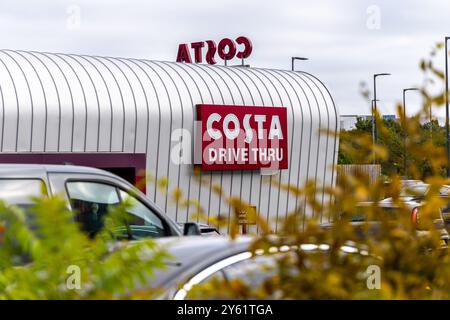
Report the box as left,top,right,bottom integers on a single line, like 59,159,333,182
197,104,288,171
177,36,253,64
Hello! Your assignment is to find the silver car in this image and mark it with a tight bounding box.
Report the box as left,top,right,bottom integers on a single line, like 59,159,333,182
0,164,205,238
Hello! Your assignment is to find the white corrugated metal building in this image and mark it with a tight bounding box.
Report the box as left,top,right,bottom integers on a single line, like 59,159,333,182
0,49,338,232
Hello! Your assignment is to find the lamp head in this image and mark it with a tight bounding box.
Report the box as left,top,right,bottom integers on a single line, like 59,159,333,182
292,57,309,61
375,73,391,77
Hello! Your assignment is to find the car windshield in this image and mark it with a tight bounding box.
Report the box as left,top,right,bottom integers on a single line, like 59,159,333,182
439,185,450,196
400,184,429,198
399,184,450,198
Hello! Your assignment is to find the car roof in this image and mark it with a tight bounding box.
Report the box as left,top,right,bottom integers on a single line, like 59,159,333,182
0,163,121,178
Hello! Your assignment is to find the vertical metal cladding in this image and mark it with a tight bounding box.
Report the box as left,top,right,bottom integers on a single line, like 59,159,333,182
0,49,339,232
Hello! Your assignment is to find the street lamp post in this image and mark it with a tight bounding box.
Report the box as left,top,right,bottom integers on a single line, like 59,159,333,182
371,99,379,164
291,57,308,71
402,87,419,178
445,37,450,177
373,73,391,149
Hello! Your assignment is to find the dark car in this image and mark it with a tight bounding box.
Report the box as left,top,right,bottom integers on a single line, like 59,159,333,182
146,236,371,300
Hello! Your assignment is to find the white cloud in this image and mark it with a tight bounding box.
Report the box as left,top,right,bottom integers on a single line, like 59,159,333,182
0,0,449,118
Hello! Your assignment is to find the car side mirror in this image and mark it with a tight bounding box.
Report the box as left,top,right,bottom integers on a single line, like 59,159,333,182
183,222,201,236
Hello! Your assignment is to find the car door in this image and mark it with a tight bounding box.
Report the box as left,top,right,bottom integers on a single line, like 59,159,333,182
47,172,180,238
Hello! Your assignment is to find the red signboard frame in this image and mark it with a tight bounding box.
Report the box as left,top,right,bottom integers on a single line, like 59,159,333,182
196,104,288,171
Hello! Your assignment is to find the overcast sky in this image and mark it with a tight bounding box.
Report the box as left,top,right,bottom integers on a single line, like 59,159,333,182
1,0,449,118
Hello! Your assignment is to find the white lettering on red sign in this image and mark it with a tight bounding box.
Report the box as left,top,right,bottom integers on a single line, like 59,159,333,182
196,104,288,170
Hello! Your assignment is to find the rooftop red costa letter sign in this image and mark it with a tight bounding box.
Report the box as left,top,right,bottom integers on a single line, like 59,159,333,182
196,104,288,171
177,36,253,65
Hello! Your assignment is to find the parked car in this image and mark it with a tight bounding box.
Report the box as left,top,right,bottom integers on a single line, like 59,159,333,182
146,236,371,300
322,184,450,247
385,182,450,234
0,164,209,238
395,182,450,232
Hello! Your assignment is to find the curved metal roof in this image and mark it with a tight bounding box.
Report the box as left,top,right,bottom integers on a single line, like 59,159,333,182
0,49,338,231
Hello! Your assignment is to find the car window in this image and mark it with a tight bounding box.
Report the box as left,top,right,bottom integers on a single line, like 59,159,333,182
440,186,450,196
67,181,120,204
66,181,169,239
0,179,46,210
441,200,450,214
349,206,401,222
400,184,429,197
66,181,120,237
117,189,167,238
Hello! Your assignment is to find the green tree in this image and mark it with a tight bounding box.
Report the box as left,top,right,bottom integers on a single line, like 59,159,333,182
0,195,170,299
